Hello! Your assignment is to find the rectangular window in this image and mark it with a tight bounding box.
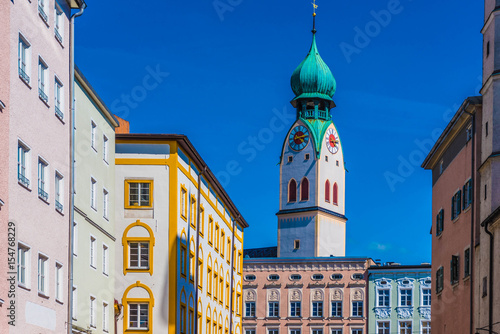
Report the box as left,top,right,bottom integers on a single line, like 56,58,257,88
466,123,473,142
91,121,97,149
436,209,444,236
399,321,412,334
377,289,390,307
38,159,49,201
331,301,342,317
377,322,390,334
351,330,363,334
129,242,149,269
245,330,256,334
103,135,109,162
17,244,30,286
215,223,220,252
72,222,78,256
38,0,49,22
180,303,186,334
465,248,471,278
18,35,31,84
72,286,77,320
312,301,323,317
421,321,431,334
268,301,279,317
91,178,97,210
126,180,153,208
352,301,363,317
312,330,323,334
129,303,149,329
399,289,412,307
54,4,64,43
180,185,187,219
180,242,187,278
463,179,473,210
54,78,63,119
38,254,48,295
38,59,49,103
103,302,109,332
55,263,63,301
245,302,255,317
55,173,63,212
18,142,30,187
221,230,226,258
451,190,462,220
103,189,109,219
290,329,301,334
331,329,342,334
90,296,96,327
436,266,444,294
208,217,214,245
451,255,460,284
103,244,109,275
290,301,301,317
90,236,96,268
422,288,431,306
268,329,279,334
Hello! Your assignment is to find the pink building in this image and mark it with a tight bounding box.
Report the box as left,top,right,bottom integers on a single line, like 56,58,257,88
1,0,85,333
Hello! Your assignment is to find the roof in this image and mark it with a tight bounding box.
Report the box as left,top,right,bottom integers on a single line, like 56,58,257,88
244,256,375,264
368,264,432,271
66,0,86,9
115,133,249,228
243,247,277,258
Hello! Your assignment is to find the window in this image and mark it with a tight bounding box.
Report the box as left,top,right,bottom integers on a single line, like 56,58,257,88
451,255,460,284
325,155,328,162
18,142,30,187
18,244,30,286
38,59,49,103
54,78,63,119
268,329,279,334
221,230,225,258
422,288,431,306
72,286,77,320
199,205,205,237
91,178,97,210
245,302,255,317
268,301,279,317
290,274,301,280
312,301,323,317
336,160,339,166
312,330,323,334
399,321,411,334
331,329,342,334
290,301,301,317
483,276,488,297
103,189,109,219
422,321,431,334
351,329,362,334
288,179,297,202
38,254,48,295
333,183,338,205
399,288,412,306
352,301,363,317
331,301,342,317
55,263,63,301
129,242,149,269
377,289,390,307
268,274,280,281
91,121,97,149
190,195,197,228
208,217,214,245
103,244,109,275
181,185,187,219
305,153,310,160
180,303,186,333
325,180,330,202
487,41,491,57
90,296,96,328
377,322,389,334
312,274,324,280
125,180,153,208
90,236,96,268
245,274,256,282
215,223,220,252
331,274,343,280
198,248,203,289
300,177,309,201
352,273,364,280
54,4,64,43
294,240,300,250
463,179,473,210
486,122,489,137
103,135,109,162
288,156,293,163
465,248,471,278
451,190,462,220
103,302,109,332
18,35,31,84
38,159,49,201
439,160,444,174
72,222,78,256
436,209,444,236
466,123,473,142
436,266,444,294
290,330,301,334
485,184,488,200
129,303,149,329
55,173,63,212
38,0,49,22
245,330,256,334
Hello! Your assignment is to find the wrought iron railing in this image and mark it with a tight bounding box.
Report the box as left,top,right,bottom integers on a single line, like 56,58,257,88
38,5,48,23
19,67,30,83
18,173,30,187
38,187,49,201
39,88,48,103
55,106,64,120
55,200,63,212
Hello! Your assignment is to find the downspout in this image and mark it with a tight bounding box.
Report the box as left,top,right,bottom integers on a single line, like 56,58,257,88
193,167,206,334
68,3,86,334
229,215,240,334
484,220,494,334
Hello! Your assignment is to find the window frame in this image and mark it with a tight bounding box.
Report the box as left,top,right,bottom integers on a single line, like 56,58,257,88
399,288,412,307
54,3,64,43
290,301,301,317
288,179,297,202
377,288,390,307
90,235,96,269
122,221,155,275
55,262,63,302
351,301,363,317
18,34,31,84
38,57,49,103
54,77,64,119
245,301,256,318
37,253,49,296
102,243,109,276
268,301,279,317
398,321,412,334
18,242,31,288
18,141,31,188
300,177,309,201
38,158,49,201
90,295,97,328
123,282,154,333
331,301,342,317
125,180,154,209
436,209,444,236
436,266,444,294
311,301,323,317
377,321,390,334
103,301,109,332
103,188,109,220
55,172,64,212
91,177,97,210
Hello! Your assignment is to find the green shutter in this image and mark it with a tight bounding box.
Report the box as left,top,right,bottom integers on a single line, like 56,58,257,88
457,190,462,214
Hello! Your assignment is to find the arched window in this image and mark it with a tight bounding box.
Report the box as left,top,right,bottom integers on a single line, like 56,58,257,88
300,177,309,201
122,281,155,333
325,180,330,202
122,220,155,276
333,183,338,205
288,179,297,202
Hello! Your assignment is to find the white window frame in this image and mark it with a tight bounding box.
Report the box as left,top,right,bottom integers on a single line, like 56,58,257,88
377,321,390,334
421,320,431,334
103,134,109,163
268,301,279,317
312,329,323,334
351,301,363,317
351,329,363,334
90,235,96,269
18,140,31,188
72,286,77,320
398,321,412,334
90,177,97,210
330,328,342,334
245,301,256,317
245,329,256,334
376,288,390,307
103,301,109,332
38,157,49,201
54,77,64,119
72,221,78,256
38,57,49,103
38,0,49,23
55,172,64,212
55,262,63,302
17,242,31,288
129,242,149,269
102,243,109,276
268,329,279,334
54,3,64,43
419,277,432,307
90,295,96,328
399,288,413,307
289,329,301,334
91,120,97,150
37,253,49,296
18,34,31,84
103,188,109,220
397,278,414,307
311,301,323,317
290,301,301,317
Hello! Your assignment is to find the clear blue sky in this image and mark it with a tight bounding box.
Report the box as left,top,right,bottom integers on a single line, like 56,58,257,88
76,0,483,264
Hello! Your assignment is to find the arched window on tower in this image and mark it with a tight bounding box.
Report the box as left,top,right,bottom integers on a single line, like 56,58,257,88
288,179,297,202
300,177,309,201
333,183,338,205
325,180,330,202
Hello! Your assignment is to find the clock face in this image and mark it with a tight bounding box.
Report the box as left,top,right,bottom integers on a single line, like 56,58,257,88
288,125,310,151
325,128,339,154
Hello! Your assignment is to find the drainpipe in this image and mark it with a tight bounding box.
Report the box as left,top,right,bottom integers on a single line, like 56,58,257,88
68,3,86,334
229,215,240,334
483,220,494,334
194,167,206,334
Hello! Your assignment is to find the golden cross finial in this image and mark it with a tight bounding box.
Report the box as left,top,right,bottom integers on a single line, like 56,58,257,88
312,0,318,16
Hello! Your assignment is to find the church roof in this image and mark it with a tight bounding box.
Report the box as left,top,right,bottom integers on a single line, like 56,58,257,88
243,246,278,258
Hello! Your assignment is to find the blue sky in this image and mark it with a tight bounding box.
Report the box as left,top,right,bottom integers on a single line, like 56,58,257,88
75,0,483,264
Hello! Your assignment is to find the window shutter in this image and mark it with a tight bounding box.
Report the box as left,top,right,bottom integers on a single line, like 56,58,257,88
463,185,466,209
468,181,473,204
457,190,462,214
451,196,455,219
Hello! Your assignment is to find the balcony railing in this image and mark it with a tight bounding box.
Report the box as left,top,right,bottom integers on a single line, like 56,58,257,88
55,200,63,212
18,173,30,188
38,187,49,201
39,88,48,103
55,29,63,43
38,5,48,23
55,106,64,120
19,67,30,84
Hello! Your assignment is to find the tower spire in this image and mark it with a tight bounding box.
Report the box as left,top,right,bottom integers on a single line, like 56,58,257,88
312,0,318,34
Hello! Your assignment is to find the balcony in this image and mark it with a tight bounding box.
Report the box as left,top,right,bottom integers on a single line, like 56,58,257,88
55,200,63,213
55,106,64,120
38,187,49,201
18,173,30,188
39,88,48,103
38,5,48,23
19,67,30,84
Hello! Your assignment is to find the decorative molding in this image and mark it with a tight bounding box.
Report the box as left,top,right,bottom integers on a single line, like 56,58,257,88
419,277,432,289
245,290,256,302
264,283,281,289
374,307,391,319
396,277,415,288
308,282,326,288
418,307,431,319
268,289,280,301
286,283,304,288
374,278,392,288
327,283,345,288
331,289,343,301
243,284,258,289
348,283,366,288
311,289,324,301
352,289,364,301
396,307,414,319
290,289,302,301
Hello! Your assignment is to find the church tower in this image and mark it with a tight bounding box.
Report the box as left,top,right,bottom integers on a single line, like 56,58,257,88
277,12,347,258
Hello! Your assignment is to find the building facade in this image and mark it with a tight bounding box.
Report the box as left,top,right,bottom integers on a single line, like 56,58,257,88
72,68,119,333
367,265,431,334
114,133,248,334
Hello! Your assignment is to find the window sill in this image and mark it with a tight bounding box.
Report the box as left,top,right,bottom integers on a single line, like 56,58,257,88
38,291,49,299
39,95,50,108
38,195,50,205
285,317,302,320
55,33,64,47
91,206,97,212
103,216,109,221
39,12,49,27
125,206,154,210
18,180,32,191
19,75,31,88
348,316,365,320
56,298,64,305
90,265,96,270
243,316,257,320
91,146,97,153
451,281,460,289
18,283,30,291
56,207,64,216
327,316,344,320
308,316,325,320
452,216,460,224
265,317,280,320
463,275,471,282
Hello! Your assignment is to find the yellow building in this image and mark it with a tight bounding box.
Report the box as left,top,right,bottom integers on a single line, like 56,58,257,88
114,131,248,334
